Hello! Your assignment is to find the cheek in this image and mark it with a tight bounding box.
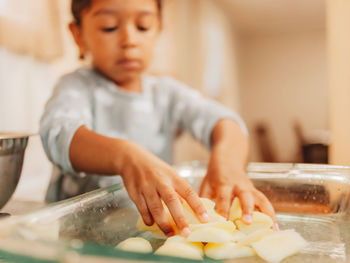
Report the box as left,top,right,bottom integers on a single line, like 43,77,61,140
90,36,118,60
83,27,116,54
141,34,158,61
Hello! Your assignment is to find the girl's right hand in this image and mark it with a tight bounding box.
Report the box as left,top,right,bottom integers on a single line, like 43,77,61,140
120,142,209,237
68,126,208,236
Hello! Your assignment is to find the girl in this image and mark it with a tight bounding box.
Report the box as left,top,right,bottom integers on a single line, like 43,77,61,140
40,0,277,237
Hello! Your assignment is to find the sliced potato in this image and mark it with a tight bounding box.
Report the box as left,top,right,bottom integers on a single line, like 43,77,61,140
235,211,273,234
213,220,236,232
187,226,233,243
231,230,247,242
165,235,203,251
188,221,244,243
182,197,226,224
201,198,227,222
251,229,308,263
182,200,201,224
191,220,236,233
164,235,187,244
135,197,307,262
252,211,274,225
235,221,271,235
155,242,203,260
116,237,153,253
200,197,216,210
204,242,255,260
229,197,242,221
238,228,274,246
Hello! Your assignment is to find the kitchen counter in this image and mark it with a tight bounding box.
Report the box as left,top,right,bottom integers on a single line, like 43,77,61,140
0,198,45,216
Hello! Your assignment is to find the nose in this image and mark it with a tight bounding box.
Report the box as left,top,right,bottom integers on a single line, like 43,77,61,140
120,24,138,49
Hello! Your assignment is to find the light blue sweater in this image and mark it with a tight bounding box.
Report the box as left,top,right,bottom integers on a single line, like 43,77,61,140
40,68,247,201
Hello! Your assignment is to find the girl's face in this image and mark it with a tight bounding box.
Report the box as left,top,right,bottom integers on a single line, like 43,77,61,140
70,0,160,85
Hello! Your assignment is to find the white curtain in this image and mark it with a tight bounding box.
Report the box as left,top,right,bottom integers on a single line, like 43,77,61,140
0,0,62,61
0,48,54,202
0,48,54,132
0,0,62,202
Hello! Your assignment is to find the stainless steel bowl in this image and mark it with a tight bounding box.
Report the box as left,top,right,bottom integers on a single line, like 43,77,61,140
0,133,29,209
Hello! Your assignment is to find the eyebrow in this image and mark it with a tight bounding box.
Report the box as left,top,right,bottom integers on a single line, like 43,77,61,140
92,9,156,17
93,9,117,16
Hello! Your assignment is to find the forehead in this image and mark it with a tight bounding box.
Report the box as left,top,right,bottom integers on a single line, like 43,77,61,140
87,0,158,17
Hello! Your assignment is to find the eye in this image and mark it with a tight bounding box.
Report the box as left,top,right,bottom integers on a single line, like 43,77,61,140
102,26,119,32
137,25,149,32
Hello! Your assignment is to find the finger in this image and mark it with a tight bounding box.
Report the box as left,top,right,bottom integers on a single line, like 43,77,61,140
237,191,255,224
214,185,233,219
199,178,213,199
137,194,154,226
158,185,191,237
142,188,174,236
255,192,279,231
176,179,209,223
123,183,154,226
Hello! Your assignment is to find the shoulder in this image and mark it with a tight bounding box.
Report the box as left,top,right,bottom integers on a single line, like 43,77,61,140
55,68,96,93
58,67,93,84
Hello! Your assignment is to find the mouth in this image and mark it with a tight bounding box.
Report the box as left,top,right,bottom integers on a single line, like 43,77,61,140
117,58,142,70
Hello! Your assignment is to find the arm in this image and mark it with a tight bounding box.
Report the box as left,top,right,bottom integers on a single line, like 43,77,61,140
166,78,248,149
40,74,207,237
199,119,278,229
69,127,209,237
163,79,277,228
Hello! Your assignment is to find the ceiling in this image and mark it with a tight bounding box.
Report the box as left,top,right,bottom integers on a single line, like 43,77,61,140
218,0,326,35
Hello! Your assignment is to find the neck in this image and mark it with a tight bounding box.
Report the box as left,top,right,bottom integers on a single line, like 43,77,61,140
117,76,142,93
93,68,143,93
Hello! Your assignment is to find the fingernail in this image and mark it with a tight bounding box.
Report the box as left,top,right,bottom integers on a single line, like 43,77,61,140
242,214,253,224
200,213,209,222
145,219,154,226
181,227,191,237
274,223,280,231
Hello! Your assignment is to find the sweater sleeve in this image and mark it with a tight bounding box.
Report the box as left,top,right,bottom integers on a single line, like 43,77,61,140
165,77,248,149
40,71,93,174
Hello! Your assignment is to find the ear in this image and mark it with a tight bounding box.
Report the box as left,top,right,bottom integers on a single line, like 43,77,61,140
69,22,87,59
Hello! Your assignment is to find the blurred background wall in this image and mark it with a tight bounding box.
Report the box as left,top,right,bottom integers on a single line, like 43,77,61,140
0,0,349,202
327,0,350,166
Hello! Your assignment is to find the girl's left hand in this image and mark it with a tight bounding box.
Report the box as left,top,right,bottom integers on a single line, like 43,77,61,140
199,156,279,231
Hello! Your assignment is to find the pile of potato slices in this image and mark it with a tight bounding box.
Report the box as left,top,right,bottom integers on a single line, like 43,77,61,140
116,198,307,263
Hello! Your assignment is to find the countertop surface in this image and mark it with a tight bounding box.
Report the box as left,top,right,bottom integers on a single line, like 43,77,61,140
0,198,45,216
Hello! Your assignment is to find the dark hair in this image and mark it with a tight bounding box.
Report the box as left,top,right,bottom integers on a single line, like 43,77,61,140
72,0,162,25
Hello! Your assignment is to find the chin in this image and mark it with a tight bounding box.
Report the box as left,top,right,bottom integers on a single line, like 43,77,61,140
113,69,143,84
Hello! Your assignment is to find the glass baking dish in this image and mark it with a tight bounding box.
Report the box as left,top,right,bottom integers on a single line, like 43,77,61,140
0,162,349,263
